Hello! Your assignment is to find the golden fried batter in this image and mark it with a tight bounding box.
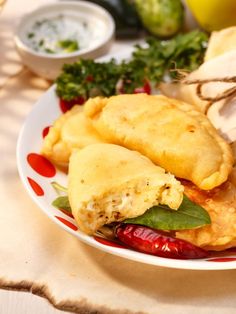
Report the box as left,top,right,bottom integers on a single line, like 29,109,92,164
68,143,184,235
41,105,105,168
176,168,236,251
84,94,233,190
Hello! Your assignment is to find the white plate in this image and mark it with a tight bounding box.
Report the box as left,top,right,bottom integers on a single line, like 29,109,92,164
17,53,236,270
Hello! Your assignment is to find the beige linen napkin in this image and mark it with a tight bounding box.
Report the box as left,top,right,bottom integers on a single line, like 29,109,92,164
1,64,236,314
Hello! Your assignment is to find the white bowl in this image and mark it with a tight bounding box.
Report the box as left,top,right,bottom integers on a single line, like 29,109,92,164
14,1,115,80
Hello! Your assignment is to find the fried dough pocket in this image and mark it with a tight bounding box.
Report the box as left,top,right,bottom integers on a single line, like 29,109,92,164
84,94,233,190
68,143,184,235
41,105,105,168
177,169,236,251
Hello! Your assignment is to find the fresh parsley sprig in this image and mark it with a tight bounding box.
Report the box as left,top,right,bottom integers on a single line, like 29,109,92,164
55,30,208,101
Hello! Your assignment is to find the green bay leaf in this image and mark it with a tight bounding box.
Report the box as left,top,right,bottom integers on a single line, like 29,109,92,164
52,196,71,213
124,195,211,230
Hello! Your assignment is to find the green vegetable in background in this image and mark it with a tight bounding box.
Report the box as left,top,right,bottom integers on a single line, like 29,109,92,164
51,181,68,193
125,195,211,230
134,0,184,38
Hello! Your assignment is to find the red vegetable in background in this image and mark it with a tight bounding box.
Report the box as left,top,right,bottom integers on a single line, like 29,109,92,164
59,96,85,113
134,80,151,94
116,224,208,260
116,78,152,95
56,31,207,103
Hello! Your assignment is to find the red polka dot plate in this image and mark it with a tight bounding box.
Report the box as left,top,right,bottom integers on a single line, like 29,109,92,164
16,82,236,270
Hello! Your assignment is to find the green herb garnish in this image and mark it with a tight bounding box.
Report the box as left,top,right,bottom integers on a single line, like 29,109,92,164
51,181,68,194
132,29,208,81
56,30,208,101
56,58,121,101
57,39,79,53
45,48,54,54
27,32,35,39
124,195,211,230
39,39,44,47
51,192,210,231
52,196,71,213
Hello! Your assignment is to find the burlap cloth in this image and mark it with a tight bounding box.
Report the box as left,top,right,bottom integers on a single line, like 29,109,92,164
1,1,236,313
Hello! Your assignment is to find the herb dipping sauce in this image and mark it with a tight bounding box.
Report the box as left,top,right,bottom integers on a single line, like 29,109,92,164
24,14,102,55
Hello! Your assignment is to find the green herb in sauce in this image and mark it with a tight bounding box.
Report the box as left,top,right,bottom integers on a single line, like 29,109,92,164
24,14,97,55
57,39,79,53
27,32,35,39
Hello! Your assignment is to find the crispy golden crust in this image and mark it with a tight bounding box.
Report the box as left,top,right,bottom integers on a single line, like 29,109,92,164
84,94,233,190
176,168,236,251
68,143,184,235
41,105,105,167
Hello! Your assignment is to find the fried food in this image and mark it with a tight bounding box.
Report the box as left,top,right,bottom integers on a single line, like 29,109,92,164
68,143,184,235
231,141,236,164
84,94,233,190
176,168,236,251
41,105,105,168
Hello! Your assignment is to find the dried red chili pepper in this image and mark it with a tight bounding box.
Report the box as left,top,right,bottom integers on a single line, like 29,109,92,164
115,224,208,260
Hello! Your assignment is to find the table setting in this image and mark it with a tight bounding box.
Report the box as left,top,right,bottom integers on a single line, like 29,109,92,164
1,0,236,313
